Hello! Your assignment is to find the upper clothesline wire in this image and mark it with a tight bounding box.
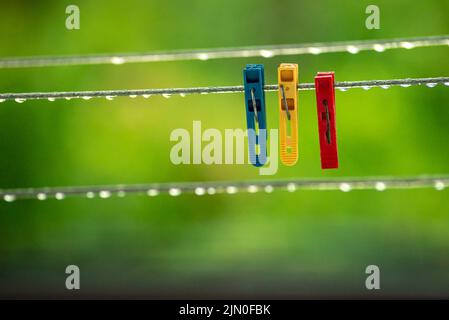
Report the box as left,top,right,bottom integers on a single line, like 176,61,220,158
0,35,448,68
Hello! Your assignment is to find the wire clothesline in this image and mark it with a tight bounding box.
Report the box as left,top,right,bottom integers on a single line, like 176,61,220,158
0,77,448,103
1,175,447,202
0,35,448,68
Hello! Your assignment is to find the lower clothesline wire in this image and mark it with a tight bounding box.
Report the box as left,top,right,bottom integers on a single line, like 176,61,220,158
1,175,448,202
0,77,448,103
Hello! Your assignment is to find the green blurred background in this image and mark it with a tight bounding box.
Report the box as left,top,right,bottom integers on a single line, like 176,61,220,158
0,0,448,298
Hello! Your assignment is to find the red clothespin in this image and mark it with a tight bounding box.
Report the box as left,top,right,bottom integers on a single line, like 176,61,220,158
314,72,338,169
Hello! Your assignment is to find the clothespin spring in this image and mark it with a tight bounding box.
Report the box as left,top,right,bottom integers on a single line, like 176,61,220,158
280,84,291,121
250,88,259,130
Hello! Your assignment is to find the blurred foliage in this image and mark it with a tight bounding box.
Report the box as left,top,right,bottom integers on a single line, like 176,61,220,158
0,0,448,298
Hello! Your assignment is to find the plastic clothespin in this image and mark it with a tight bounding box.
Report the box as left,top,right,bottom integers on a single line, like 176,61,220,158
314,72,338,169
278,63,299,166
243,64,267,167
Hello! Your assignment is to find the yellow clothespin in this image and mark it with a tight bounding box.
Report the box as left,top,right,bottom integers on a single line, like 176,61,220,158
278,63,299,166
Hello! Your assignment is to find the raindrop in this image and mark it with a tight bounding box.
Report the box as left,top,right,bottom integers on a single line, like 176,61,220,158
375,182,387,191
380,85,390,89
197,53,209,61
179,93,186,97
207,187,216,195
65,97,72,100
111,57,125,65
99,190,111,199
82,96,92,100
105,96,115,101
264,185,274,193
426,83,438,88
373,44,385,52
86,192,95,199
0,99,5,103
309,47,321,55
226,186,238,194
142,94,151,99
117,191,126,197
400,42,415,49
47,97,56,102
362,86,371,90
147,189,159,197
444,82,449,87
400,84,411,88
339,183,352,192
4,194,16,202
247,185,258,193
162,93,172,99
129,95,137,98
338,87,348,92
434,181,445,191
286,183,296,192
168,188,181,196
260,50,274,58
346,46,359,54
37,193,47,201
15,98,26,103
55,192,65,200
194,187,206,196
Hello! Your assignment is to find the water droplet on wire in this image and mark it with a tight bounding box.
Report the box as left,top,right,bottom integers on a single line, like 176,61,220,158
434,180,445,191
346,46,359,54
197,53,209,61
247,185,259,193
168,188,181,196
147,189,159,197
287,183,296,192
260,50,274,58
99,190,111,199
86,192,95,198
400,42,415,49
55,192,65,200
226,186,238,194
194,187,206,196
37,193,47,200
4,194,16,202
375,182,387,191
339,183,352,192
111,57,125,65
373,44,385,52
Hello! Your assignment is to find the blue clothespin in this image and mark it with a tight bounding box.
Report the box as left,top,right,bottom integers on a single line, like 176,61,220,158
243,64,267,167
